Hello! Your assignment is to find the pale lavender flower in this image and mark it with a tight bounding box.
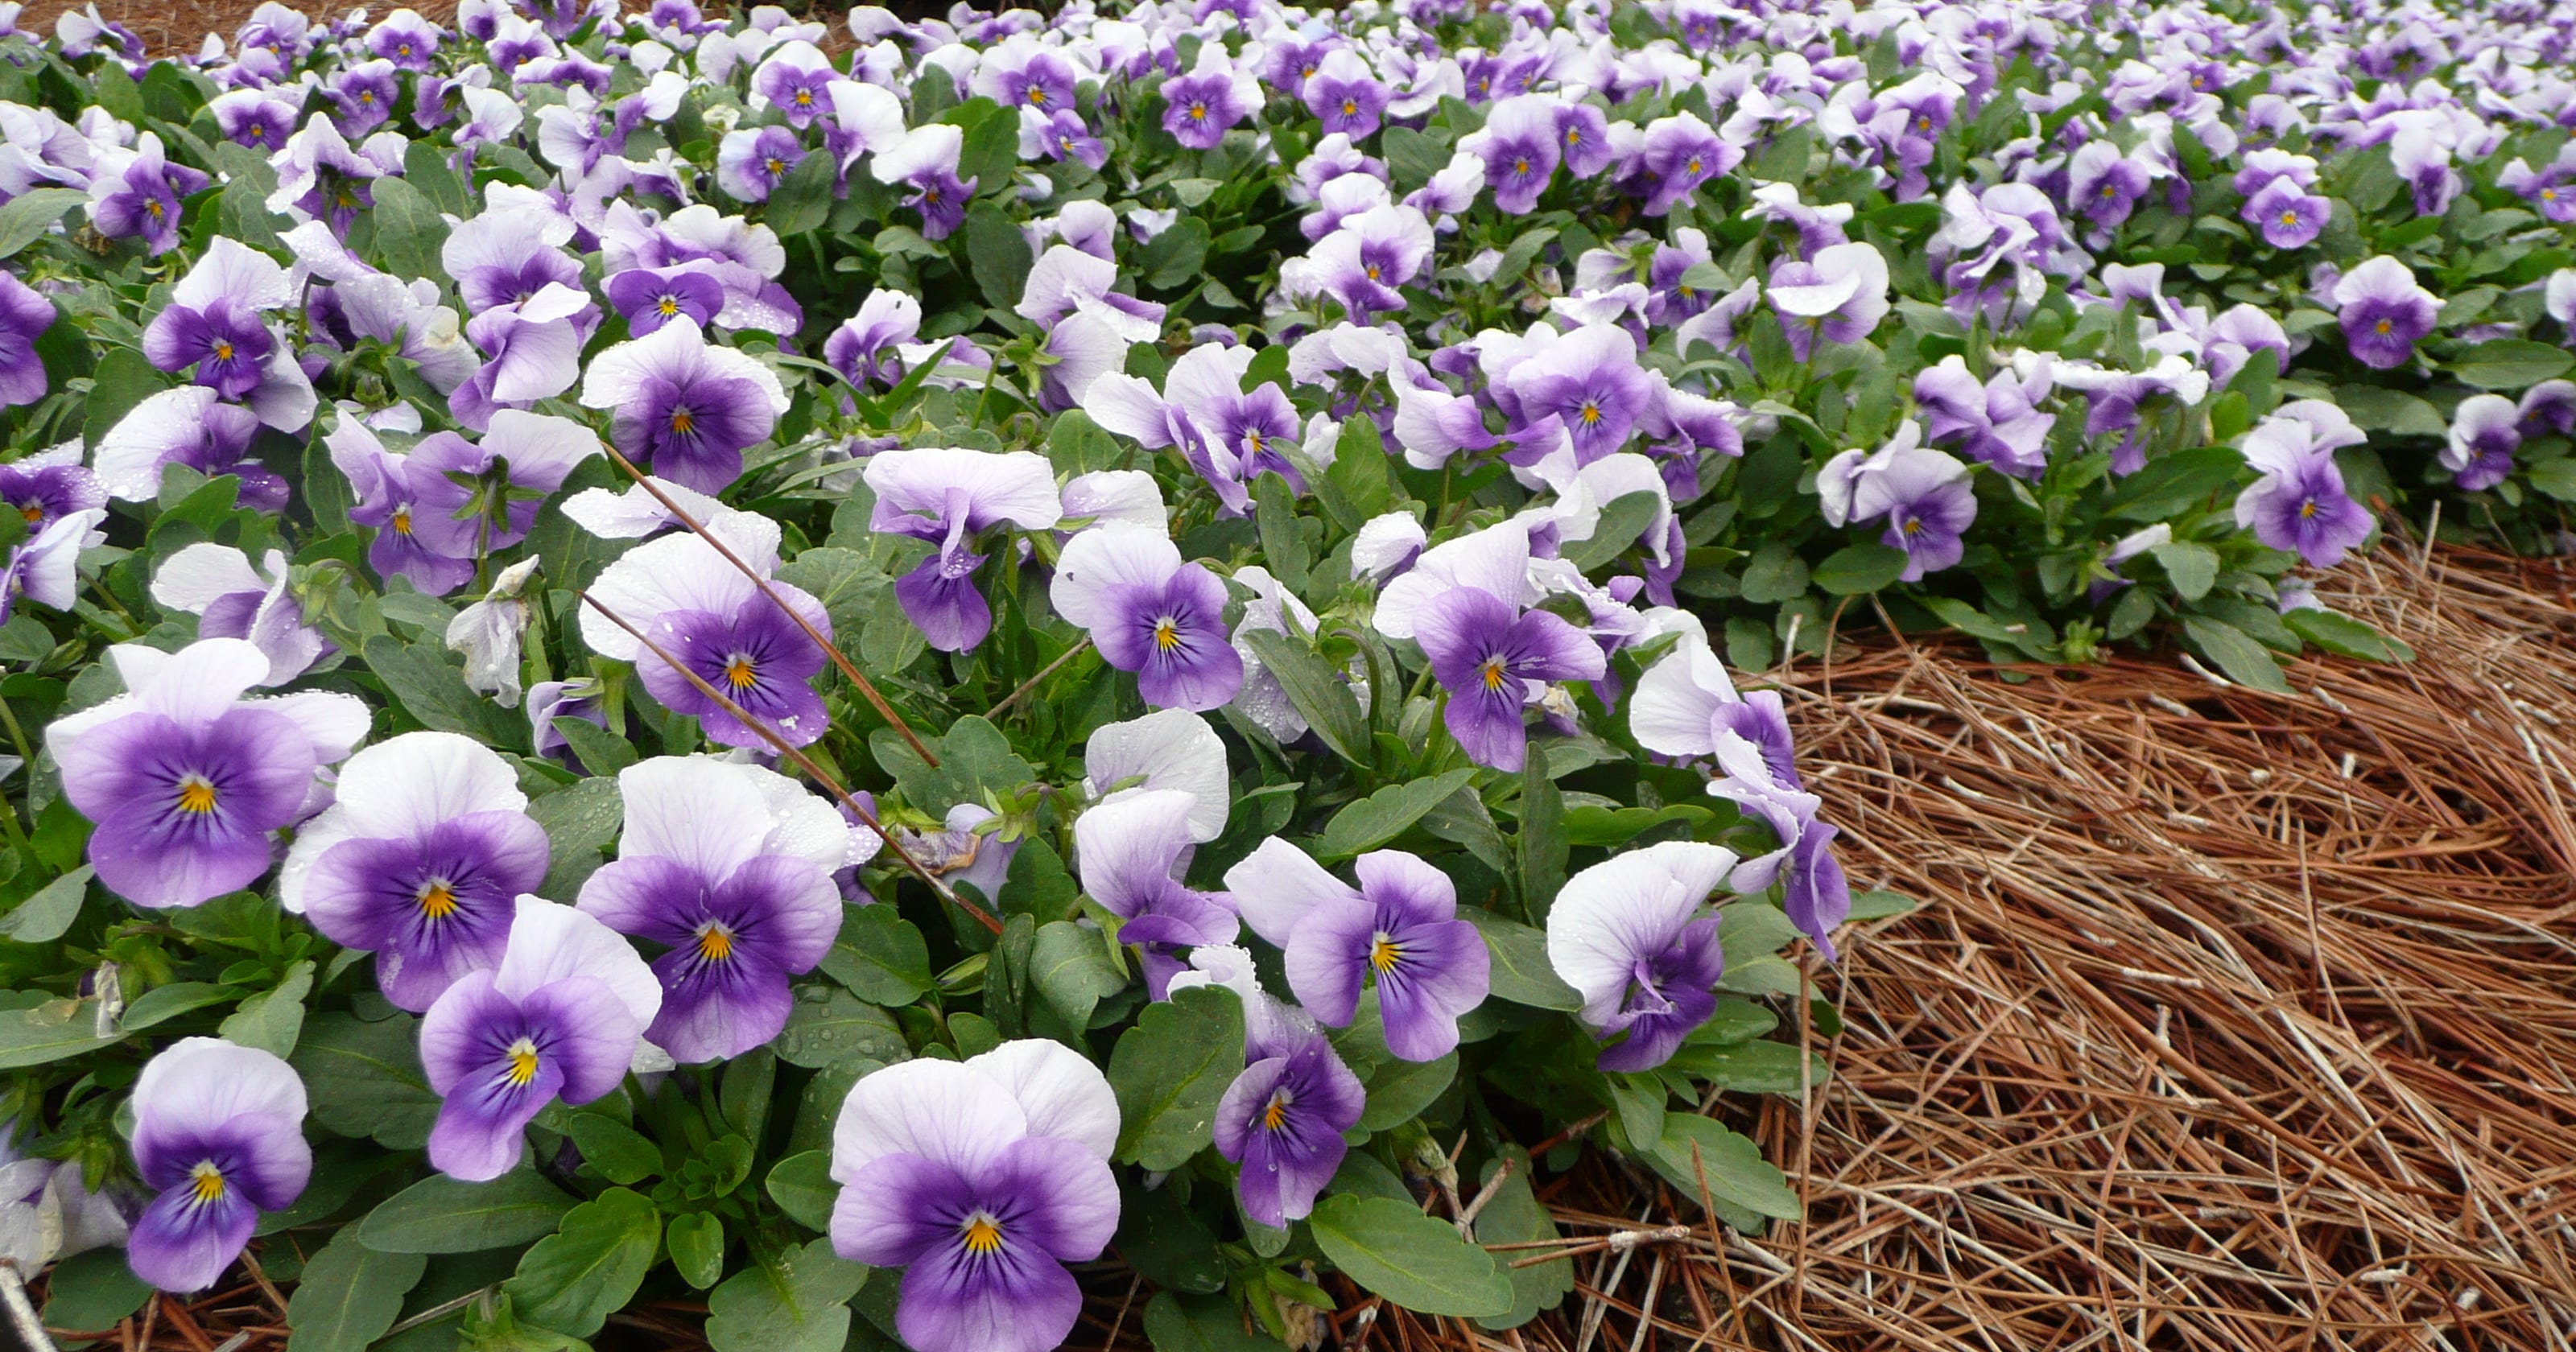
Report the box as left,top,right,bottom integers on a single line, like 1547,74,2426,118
1505,324,1658,466
1766,241,1890,362
1050,524,1244,712
2445,394,2520,491
2244,178,2329,249
87,133,209,256
328,60,402,138
451,282,599,433
419,897,662,1180
1081,709,1230,843
149,544,332,686
829,1044,1121,1352
278,732,546,1012
0,442,101,529
824,288,922,387
1227,839,1489,1061
1305,50,1388,139
580,756,847,1062
124,1040,309,1292
1414,583,1605,773
0,273,56,409
1459,95,1560,214
1703,732,1848,957
1816,422,1975,580
862,447,1063,652
1545,841,1739,1071
2233,402,2374,567
139,238,312,428
1162,64,1254,150
441,208,585,314
365,9,441,68
577,318,791,494
716,125,807,203
1912,354,2055,478
45,639,368,909
208,90,298,152
93,389,281,511
605,267,729,337
2334,255,2438,370
871,124,976,241
1073,789,1239,995
1635,113,1736,216
750,40,837,126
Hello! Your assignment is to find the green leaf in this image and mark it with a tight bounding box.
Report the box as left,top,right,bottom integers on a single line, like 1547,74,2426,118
1645,1116,1802,1220
1028,919,1126,1040
40,1248,152,1333
2103,447,2246,521
2331,385,2447,439
0,864,88,942
0,998,117,1070
1241,629,1369,765
668,1212,726,1289
963,200,1035,311
1115,1182,1228,1297
819,903,934,1007
502,1187,660,1338
285,1231,428,1352
1517,753,1567,921
1108,984,1245,1169
2450,339,2576,391
527,775,622,900
2149,540,2219,601
1315,769,1479,859
213,142,283,252
217,959,313,1058
291,1011,442,1149
1561,492,1664,572
764,1149,838,1231
565,1114,663,1185
366,175,448,282
1737,542,1810,604
549,718,636,777
359,1167,579,1254
705,1237,869,1352
0,187,84,259
1810,543,1909,596
2283,608,2414,662
871,715,1035,822
1307,1195,1515,1318
773,985,910,1069
1662,1037,1825,1094
1470,1150,1573,1329
1138,215,1212,291
1381,126,1451,194
2182,616,2292,693
1360,1052,1457,1131
767,150,839,238
365,635,524,747
1142,1292,1288,1352
1461,910,1580,1011
120,980,241,1032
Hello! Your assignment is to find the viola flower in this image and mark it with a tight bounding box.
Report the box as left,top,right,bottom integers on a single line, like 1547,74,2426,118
1034,109,1106,170
148,544,332,686
2445,394,2520,491
87,133,209,256
862,447,1064,653
1546,842,1740,1071
409,410,605,555
1051,524,1245,712
46,639,368,909
2066,141,2153,227
872,123,976,241
750,40,837,126
1282,204,1436,321
1081,709,1231,842
1505,324,1658,466
1703,730,1848,956
139,237,299,412
580,509,836,749
577,319,791,494
1305,51,1388,139
579,756,846,1063
279,732,547,1012
1912,354,2055,479
980,44,1081,114
1416,583,1605,770
1628,616,1803,788
1817,422,1976,580
125,1040,310,1292
441,207,585,314
419,897,663,1181
1225,839,1490,1061
829,1043,1121,1352
1637,113,1736,216
266,115,398,239
822,288,923,387
0,273,56,410
2334,255,2438,370
324,418,476,596
2244,179,2329,249
452,282,599,432
365,9,441,69
526,678,609,770
93,390,282,512
1766,242,1892,363
1460,95,1561,214
0,443,99,535
1161,64,1254,150
0,505,101,630
606,267,730,338
208,90,298,151
1211,988,1364,1227
328,60,401,138
2233,402,2374,567
2519,380,2576,438
1073,788,1240,995
717,126,807,203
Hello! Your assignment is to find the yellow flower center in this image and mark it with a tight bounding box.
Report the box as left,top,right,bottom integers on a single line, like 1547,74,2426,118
696,923,734,961
1686,156,1703,175
18,504,41,525
1245,429,1264,454
1480,657,1507,690
2375,319,2392,335
670,408,695,435
1261,1091,1291,1131
961,1214,1004,1253
1368,934,1403,972
506,1038,540,1086
1916,115,1932,131
176,777,218,814
658,297,679,317
336,191,357,209
766,157,786,176
724,655,758,689
418,880,458,919
190,1162,225,1204
1579,401,1603,425
1026,86,1046,105
1189,103,1207,121
1513,157,1530,175
2300,500,2318,519
248,127,265,143
1153,617,1182,651
2281,211,2299,225
392,507,413,534
795,89,812,105
1365,262,1381,280
1903,518,1925,535
212,340,235,362
147,199,164,219
1565,128,1582,145
1341,97,1357,116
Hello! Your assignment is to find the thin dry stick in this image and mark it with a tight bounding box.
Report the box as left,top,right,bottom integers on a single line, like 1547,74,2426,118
600,447,939,769
578,589,1001,934
989,637,1093,719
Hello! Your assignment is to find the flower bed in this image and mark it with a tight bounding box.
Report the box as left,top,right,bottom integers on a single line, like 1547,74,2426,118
0,0,2568,1349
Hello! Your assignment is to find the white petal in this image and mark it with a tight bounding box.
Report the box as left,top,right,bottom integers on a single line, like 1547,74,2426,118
615,756,774,877
966,1039,1120,1160
327,731,527,838
1083,710,1228,843
133,1037,307,1140
832,1057,1027,1179
148,543,265,616
1221,836,1353,950
493,895,663,1028
1050,522,1179,629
